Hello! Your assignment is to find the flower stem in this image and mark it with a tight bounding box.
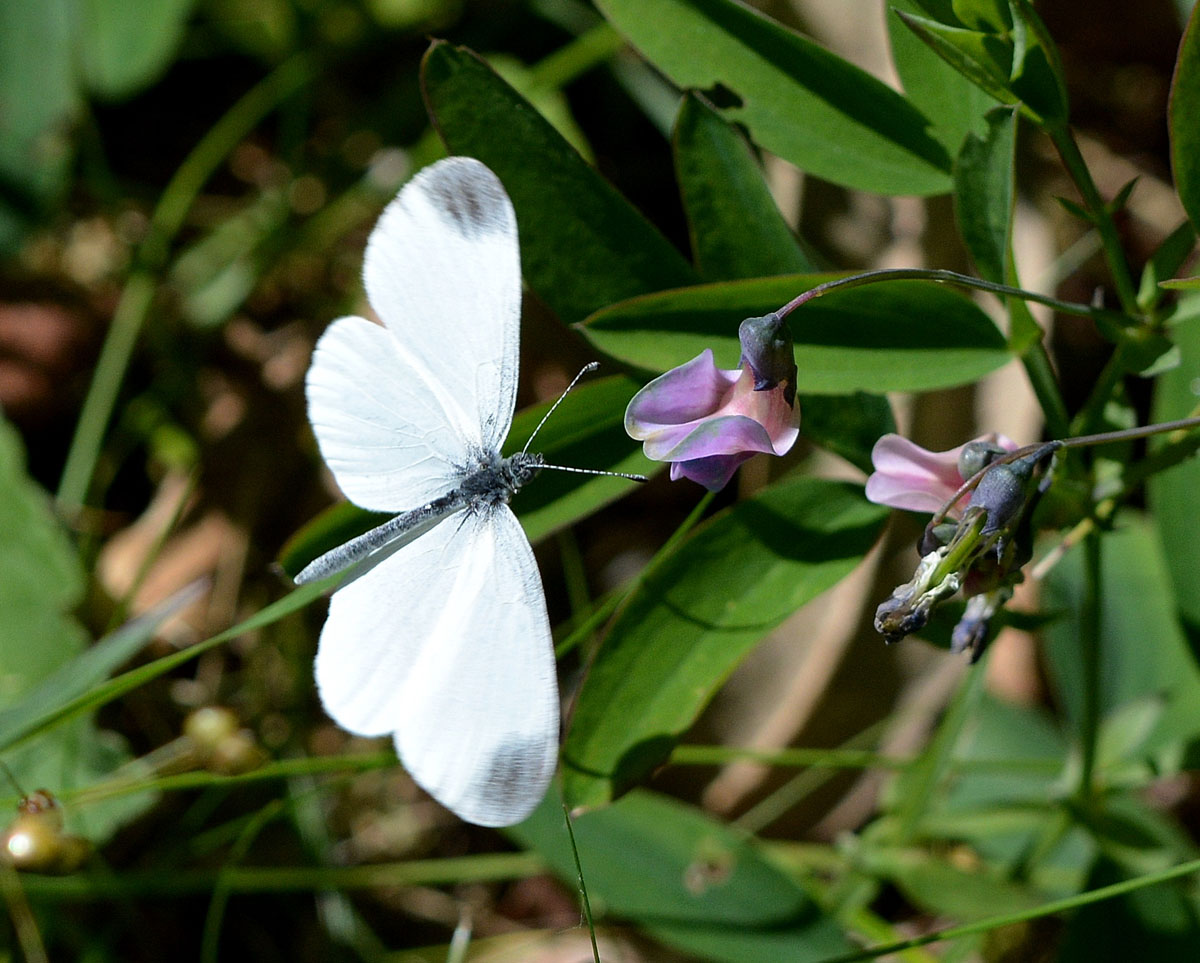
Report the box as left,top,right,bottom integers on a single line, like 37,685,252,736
773,268,1104,321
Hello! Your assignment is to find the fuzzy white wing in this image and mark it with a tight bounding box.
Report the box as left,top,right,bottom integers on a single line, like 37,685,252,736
364,157,521,454
314,505,558,827
393,506,558,826
306,315,471,512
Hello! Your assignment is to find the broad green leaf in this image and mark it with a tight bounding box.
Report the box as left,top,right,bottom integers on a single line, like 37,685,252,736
794,391,896,475
954,105,1017,283
75,0,194,99
279,376,648,577
0,582,205,752
594,0,953,196
0,0,76,246
562,478,886,808
421,42,696,326
1171,0,1200,233
511,789,853,962
579,273,1012,394
888,0,998,154
672,92,815,279
1041,516,1200,757
0,414,152,841
1149,297,1200,630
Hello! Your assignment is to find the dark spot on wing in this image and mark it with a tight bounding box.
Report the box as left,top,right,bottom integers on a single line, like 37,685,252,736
425,161,507,238
480,737,546,815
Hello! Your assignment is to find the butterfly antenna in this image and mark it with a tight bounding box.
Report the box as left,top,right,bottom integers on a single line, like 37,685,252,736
522,362,601,454
541,462,648,483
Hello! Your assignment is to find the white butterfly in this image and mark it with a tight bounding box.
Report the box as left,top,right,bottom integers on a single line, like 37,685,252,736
295,157,558,827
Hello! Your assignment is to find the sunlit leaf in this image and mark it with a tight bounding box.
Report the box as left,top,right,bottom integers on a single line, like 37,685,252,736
595,0,953,196
579,273,1012,393
512,789,854,962
422,41,696,326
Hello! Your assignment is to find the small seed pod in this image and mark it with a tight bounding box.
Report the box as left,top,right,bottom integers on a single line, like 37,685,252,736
0,789,91,874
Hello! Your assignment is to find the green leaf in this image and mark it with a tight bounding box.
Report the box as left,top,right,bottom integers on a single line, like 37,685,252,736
1159,276,1200,291
672,92,815,279
561,478,886,808
511,789,853,962
279,376,648,577
579,273,1012,393
1171,0,1200,234
421,41,696,326
856,845,1044,920
0,0,77,243
895,11,1020,107
954,105,1017,283
1041,515,1200,757
1137,221,1196,309
795,391,897,475
1058,855,1200,962
888,0,999,154
1150,298,1200,630
0,413,153,841
75,0,195,99
594,0,953,196
0,583,205,753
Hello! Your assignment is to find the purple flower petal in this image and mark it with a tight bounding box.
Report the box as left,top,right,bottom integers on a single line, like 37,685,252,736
670,451,756,491
625,350,739,439
866,433,1018,514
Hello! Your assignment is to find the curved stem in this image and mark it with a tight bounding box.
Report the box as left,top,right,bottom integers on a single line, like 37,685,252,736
774,268,1105,321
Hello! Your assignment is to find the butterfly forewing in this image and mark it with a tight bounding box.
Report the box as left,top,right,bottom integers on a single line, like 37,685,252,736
306,315,471,512
363,158,521,455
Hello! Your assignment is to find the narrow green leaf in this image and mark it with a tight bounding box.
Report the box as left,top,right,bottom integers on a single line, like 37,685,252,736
895,11,1019,106
1149,298,1200,630
1160,276,1200,291
1138,223,1196,309
561,479,886,808
954,105,1017,283
594,0,953,196
579,273,1012,394
1171,1,1200,233
421,41,696,326
672,92,815,279
511,789,853,962
888,0,999,154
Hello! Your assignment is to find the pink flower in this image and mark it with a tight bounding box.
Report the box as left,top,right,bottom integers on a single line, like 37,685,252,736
865,433,1018,515
625,315,800,492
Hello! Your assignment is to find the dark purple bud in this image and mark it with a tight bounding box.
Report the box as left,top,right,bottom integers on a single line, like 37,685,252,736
738,313,797,407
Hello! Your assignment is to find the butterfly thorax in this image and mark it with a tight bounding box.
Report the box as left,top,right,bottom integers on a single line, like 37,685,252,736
457,450,544,511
